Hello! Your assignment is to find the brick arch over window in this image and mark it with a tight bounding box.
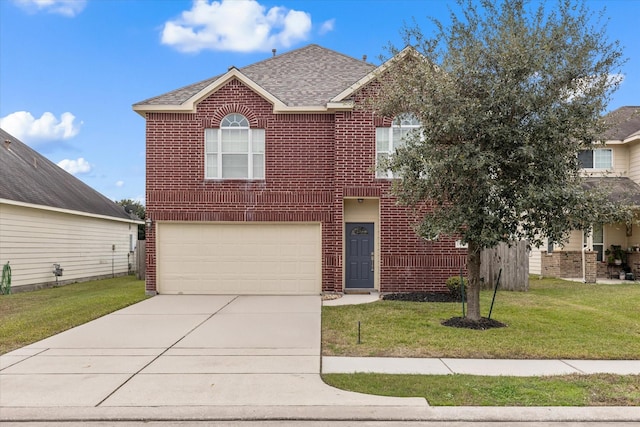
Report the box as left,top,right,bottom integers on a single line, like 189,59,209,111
373,116,393,127
210,105,259,128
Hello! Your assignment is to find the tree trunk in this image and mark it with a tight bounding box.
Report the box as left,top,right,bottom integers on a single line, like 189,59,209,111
466,240,482,321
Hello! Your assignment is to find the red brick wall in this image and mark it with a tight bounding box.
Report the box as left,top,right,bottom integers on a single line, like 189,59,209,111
145,78,466,294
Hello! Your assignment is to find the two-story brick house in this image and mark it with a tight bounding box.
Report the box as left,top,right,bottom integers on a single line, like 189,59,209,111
134,44,467,295
530,106,640,281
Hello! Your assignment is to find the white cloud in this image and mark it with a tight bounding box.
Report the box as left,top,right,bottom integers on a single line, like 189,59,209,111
115,180,124,187
319,19,335,35
161,0,312,53
0,111,82,144
13,0,87,17
57,157,91,175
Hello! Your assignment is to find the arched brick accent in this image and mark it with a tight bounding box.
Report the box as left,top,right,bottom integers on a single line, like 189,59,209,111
210,104,259,128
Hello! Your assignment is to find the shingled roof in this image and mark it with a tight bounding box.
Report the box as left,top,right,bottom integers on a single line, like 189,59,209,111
0,128,134,220
583,177,640,206
601,106,640,141
134,44,376,109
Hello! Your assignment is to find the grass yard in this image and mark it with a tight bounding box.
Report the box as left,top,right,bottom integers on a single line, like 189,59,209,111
322,373,640,406
0,276,147,355
322,278,640,359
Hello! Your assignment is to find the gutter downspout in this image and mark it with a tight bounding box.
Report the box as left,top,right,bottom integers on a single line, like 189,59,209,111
582,246,588,283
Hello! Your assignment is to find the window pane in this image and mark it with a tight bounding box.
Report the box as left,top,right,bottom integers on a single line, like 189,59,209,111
205,129,217,153
393,113,420,127
222,154,248,178
252,129,265,153
376,153,389,178
206,154,217,178
593,149,612,169
253,154,264,179
221,113,249,127
376,128,389,151
594,244,604,262
392,127,403,146
395,132,407,150
592,224,603,244
221,128,248,152
578,150,593,168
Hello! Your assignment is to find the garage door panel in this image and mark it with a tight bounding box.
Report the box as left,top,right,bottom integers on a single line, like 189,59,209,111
157,223,321,295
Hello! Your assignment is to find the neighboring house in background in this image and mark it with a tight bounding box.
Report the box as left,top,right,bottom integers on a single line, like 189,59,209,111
134,44,468,296
0,128,143,292
529,106,640,281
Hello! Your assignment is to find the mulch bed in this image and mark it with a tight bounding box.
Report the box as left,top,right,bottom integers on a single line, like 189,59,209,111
441,316,507,330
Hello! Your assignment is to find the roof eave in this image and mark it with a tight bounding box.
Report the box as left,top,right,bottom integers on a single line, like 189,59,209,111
1,198,144,224
133,68,290,116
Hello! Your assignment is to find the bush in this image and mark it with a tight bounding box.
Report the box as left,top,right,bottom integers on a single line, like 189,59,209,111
445,276,466,300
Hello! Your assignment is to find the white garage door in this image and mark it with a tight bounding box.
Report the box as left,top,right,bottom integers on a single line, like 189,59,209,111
156,222,321,295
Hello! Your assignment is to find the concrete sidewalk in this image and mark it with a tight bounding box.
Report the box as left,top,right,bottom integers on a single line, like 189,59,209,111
323,356,640,376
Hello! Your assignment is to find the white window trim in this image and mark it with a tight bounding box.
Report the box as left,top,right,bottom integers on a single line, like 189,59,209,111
205,115,265,180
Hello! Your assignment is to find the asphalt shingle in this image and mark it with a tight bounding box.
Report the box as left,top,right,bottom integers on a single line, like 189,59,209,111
601,106,640,141
134,44,375,108
0,128,133,220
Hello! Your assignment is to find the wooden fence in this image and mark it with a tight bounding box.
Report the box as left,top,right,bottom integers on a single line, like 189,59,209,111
480,241,529,291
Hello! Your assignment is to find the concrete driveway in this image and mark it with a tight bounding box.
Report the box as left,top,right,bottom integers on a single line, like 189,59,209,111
0,295,426,411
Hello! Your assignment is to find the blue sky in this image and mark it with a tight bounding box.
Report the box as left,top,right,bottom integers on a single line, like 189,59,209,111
1,0,638,204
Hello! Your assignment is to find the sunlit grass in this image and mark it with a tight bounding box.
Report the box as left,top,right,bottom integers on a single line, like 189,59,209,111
0,276,147,354
322,278,640,359
322,373,640,406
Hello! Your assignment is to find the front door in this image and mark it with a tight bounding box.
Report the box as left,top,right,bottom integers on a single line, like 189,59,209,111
345,222,374,289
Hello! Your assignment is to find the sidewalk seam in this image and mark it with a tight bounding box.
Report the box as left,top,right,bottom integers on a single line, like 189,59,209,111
439,358,455,374
561,359,586,374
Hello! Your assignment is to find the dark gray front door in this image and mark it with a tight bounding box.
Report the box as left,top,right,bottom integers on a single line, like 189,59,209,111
345,222,374,289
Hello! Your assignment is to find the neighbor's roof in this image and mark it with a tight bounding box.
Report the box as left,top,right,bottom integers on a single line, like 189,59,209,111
601,106,640,142
0,128,135,221
134,44,376,112
582,176,640,206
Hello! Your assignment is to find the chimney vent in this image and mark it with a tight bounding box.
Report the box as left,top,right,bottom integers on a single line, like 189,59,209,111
4,139,10,149
362,54,367,62
272,48,276,57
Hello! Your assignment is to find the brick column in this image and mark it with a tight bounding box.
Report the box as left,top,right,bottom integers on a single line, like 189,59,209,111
541,251,560,278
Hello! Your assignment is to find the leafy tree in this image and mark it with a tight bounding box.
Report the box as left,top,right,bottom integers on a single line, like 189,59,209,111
372,0,631,321
116,199,146,240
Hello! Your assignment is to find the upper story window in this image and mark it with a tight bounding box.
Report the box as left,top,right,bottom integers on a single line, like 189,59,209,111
376,114,421,178
205,113,265,179
578,148,612,170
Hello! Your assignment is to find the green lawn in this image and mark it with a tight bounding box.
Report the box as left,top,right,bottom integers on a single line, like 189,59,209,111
322,278,640,359
322,373,640,406
322,277,640,406
0,276,147,355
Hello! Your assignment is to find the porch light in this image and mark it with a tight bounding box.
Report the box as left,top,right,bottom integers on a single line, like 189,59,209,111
145,216,152,228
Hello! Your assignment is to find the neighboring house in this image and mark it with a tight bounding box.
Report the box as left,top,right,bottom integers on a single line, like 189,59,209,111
0,129,143,291
134,44,467,296
529,106,640,281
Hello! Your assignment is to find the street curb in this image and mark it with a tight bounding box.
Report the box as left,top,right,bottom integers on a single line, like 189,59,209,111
2,405,640,423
